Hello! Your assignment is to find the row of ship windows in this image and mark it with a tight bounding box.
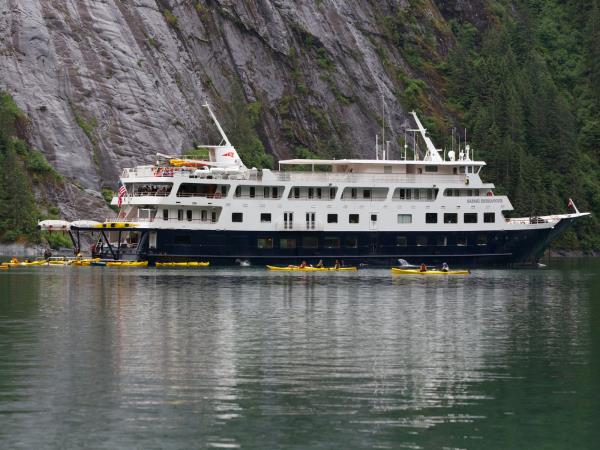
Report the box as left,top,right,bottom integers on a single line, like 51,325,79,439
158,209,497,224
252,235,490,249
129,183,486,200
229,212,496,224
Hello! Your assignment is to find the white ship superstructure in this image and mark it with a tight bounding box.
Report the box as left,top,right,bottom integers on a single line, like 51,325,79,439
40,105,590,265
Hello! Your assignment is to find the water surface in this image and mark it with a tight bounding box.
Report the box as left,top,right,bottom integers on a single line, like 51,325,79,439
0,260,598,449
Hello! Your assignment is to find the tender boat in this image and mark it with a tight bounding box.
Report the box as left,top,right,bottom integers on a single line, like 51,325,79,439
391,268,470,275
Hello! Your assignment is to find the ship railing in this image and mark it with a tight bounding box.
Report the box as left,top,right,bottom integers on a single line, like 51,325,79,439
507,216,559,225
128,191,171,197
274,172,466,184
275,222,324,231
175,192,226,199
232,194,284,200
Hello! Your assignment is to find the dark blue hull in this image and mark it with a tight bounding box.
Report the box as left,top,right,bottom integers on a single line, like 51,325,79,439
130,218,573,267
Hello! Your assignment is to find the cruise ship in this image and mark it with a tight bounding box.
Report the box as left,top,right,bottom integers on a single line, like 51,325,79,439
40,105,589,266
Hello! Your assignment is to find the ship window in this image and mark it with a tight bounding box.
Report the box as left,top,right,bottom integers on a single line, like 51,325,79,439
363,190,371,199
211,211,217,223
414,189,420,200
346,237,358,248
178,209,184,221
249,187,255,198
308,188,314,199
324,237,340,249
163,209,169,221
260,213,271,223
294,187,300,199
280,238,296,249
235,186,241,197
186,210,193,221
257,237,273,249
349,214,359,224
232,212,243,223
426,213,438,224
425,165,438,172
220,185,227,196
272,187,278,198
330,188,336,199
484,212,496,223
444,213,458,224
464,213,477,223
174,235,191,245
201,210,208,221
459,166,466,174
327,214,338,223
477,235,488,246
397,214,412,224
416,236,428,246
302,236,319,248
370,214,377,222
456,236,467,246
316,188,322,198
264,187,270,198
384,165,392,174
396,236,407,246
436,236,447,246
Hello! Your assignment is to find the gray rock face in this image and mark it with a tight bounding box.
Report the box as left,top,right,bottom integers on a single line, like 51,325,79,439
0,1,481,205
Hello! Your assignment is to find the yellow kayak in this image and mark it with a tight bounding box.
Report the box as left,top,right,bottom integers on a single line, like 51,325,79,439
155,261,210,267
391,268,470,275
72,258,101,266
106,261,148,267
266,265,357,272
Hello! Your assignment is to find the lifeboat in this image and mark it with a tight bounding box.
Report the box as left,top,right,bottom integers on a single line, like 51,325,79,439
169,158,208,168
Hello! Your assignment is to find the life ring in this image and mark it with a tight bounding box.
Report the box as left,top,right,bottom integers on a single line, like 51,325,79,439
487,191,493,197
465,178,470,185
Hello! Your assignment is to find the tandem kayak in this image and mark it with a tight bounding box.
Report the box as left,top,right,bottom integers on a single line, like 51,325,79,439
72,258,101,266
106,261,148,267
391,268,470,275
266,265,357,272
155,262,210,267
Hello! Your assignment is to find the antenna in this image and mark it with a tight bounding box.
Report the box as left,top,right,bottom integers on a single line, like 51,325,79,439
375,134,379,160
381,93,385,158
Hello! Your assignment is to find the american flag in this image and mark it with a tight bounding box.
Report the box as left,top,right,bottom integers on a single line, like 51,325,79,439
117,183,127,207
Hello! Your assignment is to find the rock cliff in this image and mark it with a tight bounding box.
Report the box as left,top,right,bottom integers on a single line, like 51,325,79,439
0,0,489,200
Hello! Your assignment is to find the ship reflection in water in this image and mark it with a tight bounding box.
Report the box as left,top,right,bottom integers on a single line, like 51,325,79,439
0,261,598,449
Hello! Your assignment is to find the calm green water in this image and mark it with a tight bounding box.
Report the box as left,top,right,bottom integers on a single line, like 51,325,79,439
0,260,598,449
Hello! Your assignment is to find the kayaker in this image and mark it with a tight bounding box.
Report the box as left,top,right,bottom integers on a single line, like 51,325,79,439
441,262,449,272
43,248,52,259
419,263,427,272
315,259,324,268
299,260,308,268
334,260,341,270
